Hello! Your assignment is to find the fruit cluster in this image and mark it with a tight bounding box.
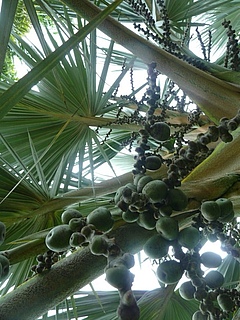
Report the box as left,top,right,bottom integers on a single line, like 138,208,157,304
104,245,139,320
44,207,115,255
31,250,60,274
116,175,188,231
0,221,10,283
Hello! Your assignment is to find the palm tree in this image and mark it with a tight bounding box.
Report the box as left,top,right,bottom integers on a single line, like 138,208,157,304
0,0,239,319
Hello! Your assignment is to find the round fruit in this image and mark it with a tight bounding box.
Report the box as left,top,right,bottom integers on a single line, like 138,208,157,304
69,232,86,247
105,266,134,290
200,252,222,268
204,270,224,289
137,211,156,230
133,173,145,186
0,222,6,246
0,254,10,281
81,225,95,240
142,180,168,203
137,175,153,193
159,205,173,217
114,186,125,204
112,253,135,269
201,201,220,221
61,209,82,224
143,234,170,259
179,281,196,300
90,235,109,255
156,216,179,240
178,226,200,249
192,311,208,320
86,207,114,232
69,218,86,232
157,260,183,284
216,198,235,222
145,155,162,171
45,224,73,252
217,293,234,312
167,188,188,211
149,122,171,141
122,210,139,223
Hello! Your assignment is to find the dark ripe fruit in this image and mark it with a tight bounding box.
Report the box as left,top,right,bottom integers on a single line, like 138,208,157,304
86,207,114,232
142,180,168,203
61,209,82,224
45,224,72,252
0,255,10,281
204,270,224,289
179,281,196,300
201,201,220,221
105,266,134,290
156,216,179,240
217,293,235,312
69,218,86,232
216,198,234,222
200,252,222,268
0,222,6,245
145,155,162,171
143,234,169,259
122,210,139,223
90,235,109,255
178,226,200,249
69,232,86,247
137,211,156,230
149,122,171,142
192,311,208,320
167,188,188,211
156,260,183,284
137,175,153,192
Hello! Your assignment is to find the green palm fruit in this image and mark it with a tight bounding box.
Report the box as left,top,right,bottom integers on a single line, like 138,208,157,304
159,205,173,217
167,188,188,211
149,122,170,141
0,254,10,281
201,201,220,221
61,209,82,224
137,211,156,230
136,175,153,192
145,155,162,171
90,235,109,255
143,234,170,259
112,253,135,269
156,216,179,240
114,186,126,204
157,260,183,284
178,226,200,249
192,311,208,320
81,225,95,240
122,210,139,223
69,217,86,232
45,224,73,252
216,198,234,222
217,293,234,312
69,232,86,247
204,270,224,289
179,281,196,300
86,207,114,232
200,252,222,268
105,265,134,290
133,173,145,186
0,222,6,246
142,180,168,203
